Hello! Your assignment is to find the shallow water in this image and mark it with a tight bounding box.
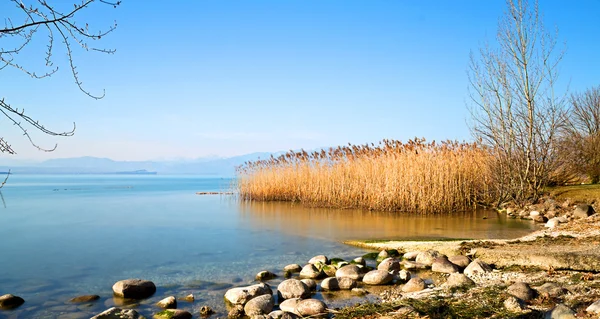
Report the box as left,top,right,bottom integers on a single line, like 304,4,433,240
0,175,537,318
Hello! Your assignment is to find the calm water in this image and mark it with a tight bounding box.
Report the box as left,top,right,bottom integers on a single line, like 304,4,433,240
0,175,536,318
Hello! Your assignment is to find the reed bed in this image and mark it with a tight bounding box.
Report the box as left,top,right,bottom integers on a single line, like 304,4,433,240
236,138,492,213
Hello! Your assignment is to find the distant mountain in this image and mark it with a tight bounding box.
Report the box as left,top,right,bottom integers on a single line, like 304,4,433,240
0,152,281,176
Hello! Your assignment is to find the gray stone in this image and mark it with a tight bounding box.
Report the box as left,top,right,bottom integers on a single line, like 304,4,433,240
448,255,470,269
300,279,316,291
320,277,339,291
533,215,548,223
464,259,492,277
256,270,277,281
112,279,156,299
228,305,245,319
362,270,394,285
530,211,541,217
337,277,358,290
277,279,310,300
308,255,328,265
415,250,442,266
444,273,475,288
403,251,420,260
284,264,302,273
557,216,568,223
244,294,274,317
279,298,300,315
351,288,369,295
268,310,298,319
431,256,460,273
156,296,176,309
90,307,146,319
154,309,192,319
225,283,272,305
335,264,362,280
574,204,595,218
504,296,525,312
401,278,426,293
69,295,100,303
377,258,400,273
403,260,428,270
586,300,600,314
296,299,327,317
299,264,324,279
0,294,24,310
536,282,567,297
507,282,537,301
545,303,576,319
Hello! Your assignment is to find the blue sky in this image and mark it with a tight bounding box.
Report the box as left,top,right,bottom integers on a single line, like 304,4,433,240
1,0,599,161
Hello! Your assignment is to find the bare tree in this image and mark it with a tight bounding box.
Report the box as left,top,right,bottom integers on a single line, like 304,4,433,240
1,0,120,154
468,0,566,204
556,86,600,183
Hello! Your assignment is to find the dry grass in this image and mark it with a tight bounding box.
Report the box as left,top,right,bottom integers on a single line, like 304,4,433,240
236,139,493,214
547,184,600,204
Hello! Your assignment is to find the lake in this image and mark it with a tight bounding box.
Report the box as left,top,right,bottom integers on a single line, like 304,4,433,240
0,175,536,318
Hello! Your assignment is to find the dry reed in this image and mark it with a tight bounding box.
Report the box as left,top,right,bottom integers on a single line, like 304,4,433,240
236,138,492,213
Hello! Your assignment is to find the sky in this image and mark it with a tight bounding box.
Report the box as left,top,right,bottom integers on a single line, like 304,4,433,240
1,0,599,161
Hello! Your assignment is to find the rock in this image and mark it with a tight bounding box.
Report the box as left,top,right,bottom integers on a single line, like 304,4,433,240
377,258,401,273
183,294,194,302
507,282,537,301
225,283,272,305
156,296,177,309
279,298,300,315
545,217,561,229
464,259,492,277
403,260,428,270
112,279,156,299
431,256,460,273
0,294,25,310
322,265,337,277
352,257,366,266
256,271,277,281
530,211,541,217
536,282,567,298
228,305,245,319
362,270,394,285
199,306,214,316
394,270,411,284
154,309,192,319
586,300,600,314
300,279,316,291
504,296,525,312
320,277,339,291
308,255,328,265
337,277,358,290
448,255,470,269
401,278,426,293
545,303,576,319
533,215,548,223
335,264,362,280
277,279,310,300
557,216,568,223
443,273,475,288
284,264,302,273
415,250,441,266
403,251,419,260
244,294,274,317
269,310,298,319
574,204,595,218
378,250,389,259
546,210,557,219
69,294,100,303
90,307,145,319
299,264,324,279
351,288,368,295
296,299,327,317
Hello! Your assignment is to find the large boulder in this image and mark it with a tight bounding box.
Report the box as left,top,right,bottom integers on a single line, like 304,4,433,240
244,294,274,317
0,294,24,310
415,250,441,266
225,283,272,305
362,270,393,285
574,204,596,219
277,279,310,300
156,296,176,309
308,255,328,265
507,282,537,301
443,273,475,288
112,279,156,299
401,278,426,293
154,309,192,319
299,264,324,279
377,258,401,273
90,307,146,319
296,299,327,317
464,259,492,277
431,256,460,273
335,264,362,280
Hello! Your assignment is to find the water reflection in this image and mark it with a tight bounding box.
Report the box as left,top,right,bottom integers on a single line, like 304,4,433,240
238,201,537,241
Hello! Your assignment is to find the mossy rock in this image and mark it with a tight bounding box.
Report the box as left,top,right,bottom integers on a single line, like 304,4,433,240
322,265,337,277
362,252,379,260
329,258,346,267
313,262,326,271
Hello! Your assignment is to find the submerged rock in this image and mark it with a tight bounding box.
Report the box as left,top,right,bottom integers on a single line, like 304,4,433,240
69,295,100,303
112,279,156,299
0,294,24,310
90,307,145,319
183,294,194,302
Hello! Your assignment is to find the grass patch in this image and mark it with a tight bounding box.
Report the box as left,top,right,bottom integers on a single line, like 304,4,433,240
547,184,600,203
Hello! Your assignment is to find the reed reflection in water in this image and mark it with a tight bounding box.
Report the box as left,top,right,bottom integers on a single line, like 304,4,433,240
238,201,537,241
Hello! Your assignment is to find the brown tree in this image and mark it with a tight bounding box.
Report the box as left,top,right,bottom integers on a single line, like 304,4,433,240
1,0,120,154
